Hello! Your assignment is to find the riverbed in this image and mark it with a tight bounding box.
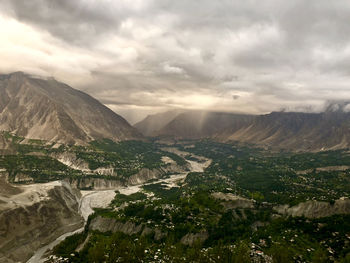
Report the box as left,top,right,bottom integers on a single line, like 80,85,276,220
27,155,210,262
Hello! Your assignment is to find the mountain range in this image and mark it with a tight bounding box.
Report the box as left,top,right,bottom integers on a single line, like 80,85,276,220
135,110,350,151
0,72,141,144
1,72,350,151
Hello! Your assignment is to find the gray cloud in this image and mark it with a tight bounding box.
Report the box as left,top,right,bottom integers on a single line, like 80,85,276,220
1,0,350,123
2,0,126,44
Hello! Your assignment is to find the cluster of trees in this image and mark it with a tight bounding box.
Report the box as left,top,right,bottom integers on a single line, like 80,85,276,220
181,140,350,205
54,184,350,262
0,137,189,183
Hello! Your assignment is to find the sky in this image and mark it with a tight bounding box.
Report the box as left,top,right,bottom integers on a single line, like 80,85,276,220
1,0,350,123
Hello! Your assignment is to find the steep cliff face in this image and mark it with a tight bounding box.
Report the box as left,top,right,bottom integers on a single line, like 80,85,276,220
69,162,189,190
126,161,189,185
0,72,142,145
0,180,83,263
0,133,8,149
274,198,350,218
54,152,90,171
212,192,255,210
89,216,207,246
0,132,15,155
69,177,124,190
89,216,166,241
66,156,190,190
90,216,143,235
127,168,164,185
180,231,209,246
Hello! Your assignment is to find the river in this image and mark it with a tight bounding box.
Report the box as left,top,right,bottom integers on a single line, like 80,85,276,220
27,156,210,262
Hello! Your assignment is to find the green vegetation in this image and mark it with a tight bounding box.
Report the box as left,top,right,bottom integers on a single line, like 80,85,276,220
1,133,350,262
74,139,165,176
181,140,350,205
52,140,350,262
54,179,350,262
0,134,187,184
0,155,83,182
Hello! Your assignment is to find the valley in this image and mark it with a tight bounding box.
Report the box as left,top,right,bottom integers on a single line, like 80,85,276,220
3,139,346,263
1,132,350,262
1,0,350,260
26,147,209,263
0,73,349,262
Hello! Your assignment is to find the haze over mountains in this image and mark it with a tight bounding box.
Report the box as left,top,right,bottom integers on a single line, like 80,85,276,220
134,110,184,137
0,72,141,144
135,109,350,151
1,71,350,152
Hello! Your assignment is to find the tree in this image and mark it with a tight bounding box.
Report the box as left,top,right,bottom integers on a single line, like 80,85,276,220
311,248,328,263
340,253,350,263
269,244,292,263
232,241,251,263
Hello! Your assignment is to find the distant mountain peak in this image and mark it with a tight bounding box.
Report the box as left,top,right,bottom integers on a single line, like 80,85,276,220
0,72,142,144
134,109,184,136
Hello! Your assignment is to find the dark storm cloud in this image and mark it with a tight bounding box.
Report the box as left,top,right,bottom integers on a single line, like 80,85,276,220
2,0,127,44
1,0,350,122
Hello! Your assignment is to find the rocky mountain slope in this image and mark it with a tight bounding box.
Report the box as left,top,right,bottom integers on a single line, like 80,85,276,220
145,111,254,139
134,110,183,136
0,72,142,144
0,133,14,155
221,111,350,151
136,110,350,151
274,198,350,218
0,174,83,263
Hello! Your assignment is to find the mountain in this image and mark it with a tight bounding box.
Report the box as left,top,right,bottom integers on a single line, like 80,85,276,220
0,72,142,144
152,111,255,139
134,110,183,136
137,109,350,151
221,111,350,151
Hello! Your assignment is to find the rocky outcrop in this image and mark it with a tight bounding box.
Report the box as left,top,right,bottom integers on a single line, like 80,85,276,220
180,231,209,246
0,173,21,197
68,167,166,190
90,216,143,235
54,152,90,171
55,152,114,176
212,192,255,209
0,181,84,263
69,177,123,190
274,198,350,218
127,162,190,186
127,168,164,185
296,166,350,175
69,160,189,190
0,132,15,154
12,173,34,183
90,216,166,240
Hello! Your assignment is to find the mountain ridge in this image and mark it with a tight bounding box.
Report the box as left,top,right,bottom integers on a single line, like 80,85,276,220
0,72,142,144
134,109,183,137
135,110,350,151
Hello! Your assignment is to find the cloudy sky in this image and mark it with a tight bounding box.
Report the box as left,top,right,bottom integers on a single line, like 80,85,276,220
1,0,350,123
